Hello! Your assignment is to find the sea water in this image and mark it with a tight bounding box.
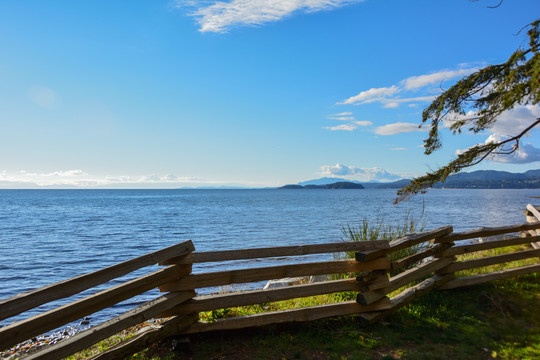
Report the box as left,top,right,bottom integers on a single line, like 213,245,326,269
0,188,537,327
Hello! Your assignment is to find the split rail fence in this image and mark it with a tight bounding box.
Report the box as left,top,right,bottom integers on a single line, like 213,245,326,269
1,205,540,359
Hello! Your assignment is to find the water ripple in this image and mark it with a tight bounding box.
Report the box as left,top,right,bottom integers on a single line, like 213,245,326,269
0,188,535,324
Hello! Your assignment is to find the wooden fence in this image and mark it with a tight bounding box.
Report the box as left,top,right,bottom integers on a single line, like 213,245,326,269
1,206,540,359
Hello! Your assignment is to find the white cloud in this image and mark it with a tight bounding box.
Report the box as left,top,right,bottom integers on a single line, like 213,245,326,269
1,169,97,187
442,110,477,129
510,144,540,163
441,101,538,133
320,163,406,181
345,94,436,109
0,170,229,188
339,85,399,105
320,163,357,176
490,143,540,164
355,120,372,126
402,68,477,90
324,111,372,131
389,147,406,151
324,124,357,131
180,0,364,33
140,174,186,183
328,115,355,121
490,104,540,137
383,102,399,109
327,112,355,121
48,170,88,177
373,122,426,136
388,95,437,104
338,67,476,108
452,104,540,164
456,137,540,165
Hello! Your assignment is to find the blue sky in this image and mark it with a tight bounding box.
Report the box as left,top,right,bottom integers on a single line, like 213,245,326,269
1,0,539,188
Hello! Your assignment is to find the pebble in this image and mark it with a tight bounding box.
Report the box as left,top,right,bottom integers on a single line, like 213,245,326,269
0,322,89,359
0,318,164,359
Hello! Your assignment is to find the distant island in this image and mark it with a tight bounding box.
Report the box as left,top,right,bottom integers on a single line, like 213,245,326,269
176,170,540,190
294,169,540,190
280,182,365,189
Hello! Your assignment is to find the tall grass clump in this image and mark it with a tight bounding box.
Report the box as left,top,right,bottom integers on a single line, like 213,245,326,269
338,211,427,274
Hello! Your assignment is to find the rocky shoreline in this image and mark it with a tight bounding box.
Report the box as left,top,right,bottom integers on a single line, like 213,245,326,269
0,318,165,359
0,324,86,359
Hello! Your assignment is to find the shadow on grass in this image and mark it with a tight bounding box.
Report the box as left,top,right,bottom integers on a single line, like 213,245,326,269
136,274,539,360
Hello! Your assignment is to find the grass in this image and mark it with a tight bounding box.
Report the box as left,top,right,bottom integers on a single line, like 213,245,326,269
64,240,539,360
456,244,540,276
160,272,540,360
338,212,427,268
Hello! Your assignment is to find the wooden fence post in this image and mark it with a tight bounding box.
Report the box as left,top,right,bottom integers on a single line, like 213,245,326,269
354,245,394,325
431,239,457,281
525,204,540,249
355,267,390,306
354,238,391,314
354,227,454,325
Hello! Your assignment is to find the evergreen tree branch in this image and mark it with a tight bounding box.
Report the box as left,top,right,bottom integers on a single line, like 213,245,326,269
395,117,540,204
396,19,540,203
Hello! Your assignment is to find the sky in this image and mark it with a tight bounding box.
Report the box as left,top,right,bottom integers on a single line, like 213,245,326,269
1,0,539,188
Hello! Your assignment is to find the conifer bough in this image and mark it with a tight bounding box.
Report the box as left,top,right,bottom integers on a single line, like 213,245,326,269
396,19,540,203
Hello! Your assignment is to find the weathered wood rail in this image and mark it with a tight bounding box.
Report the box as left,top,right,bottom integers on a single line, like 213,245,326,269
525,204,540,249
1,205,540,359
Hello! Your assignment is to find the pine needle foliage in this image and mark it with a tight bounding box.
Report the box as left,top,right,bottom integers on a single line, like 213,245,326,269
396,19,540,203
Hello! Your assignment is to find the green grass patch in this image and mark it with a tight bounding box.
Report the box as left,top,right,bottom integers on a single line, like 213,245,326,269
164,273,539,360
66,243,539,360
456,244,540,277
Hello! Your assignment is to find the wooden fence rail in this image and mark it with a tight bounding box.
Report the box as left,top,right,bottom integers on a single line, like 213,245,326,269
526,204,540,249
1,206,540,359
0,241,195,322
0,241,196,357
162,240,390,265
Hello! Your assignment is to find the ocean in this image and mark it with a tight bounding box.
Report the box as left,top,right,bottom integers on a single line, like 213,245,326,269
0,188,538,328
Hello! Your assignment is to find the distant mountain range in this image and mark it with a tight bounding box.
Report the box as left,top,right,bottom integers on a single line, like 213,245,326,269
292,170,540,189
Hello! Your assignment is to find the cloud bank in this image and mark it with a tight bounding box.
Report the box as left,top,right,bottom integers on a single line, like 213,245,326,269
0,170,257,189
320,163,408,181
179,0,363,33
